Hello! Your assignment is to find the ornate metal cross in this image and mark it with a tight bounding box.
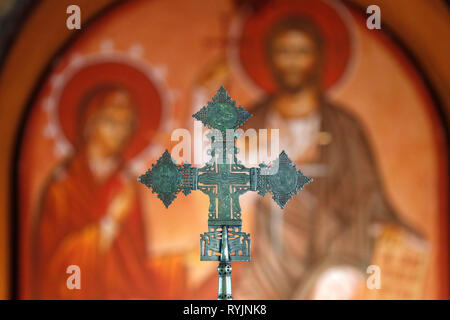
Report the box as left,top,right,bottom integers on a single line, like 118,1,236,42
138,87,312,300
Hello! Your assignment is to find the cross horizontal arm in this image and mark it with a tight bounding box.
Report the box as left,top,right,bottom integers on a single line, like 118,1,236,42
252,150,313,209
198,171,249,186
137,149,199,208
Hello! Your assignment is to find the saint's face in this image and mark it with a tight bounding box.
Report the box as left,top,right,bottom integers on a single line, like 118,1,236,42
90,91,136,156
269,29,320,92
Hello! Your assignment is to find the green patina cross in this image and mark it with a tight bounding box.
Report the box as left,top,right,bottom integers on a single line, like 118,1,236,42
138,86,312,300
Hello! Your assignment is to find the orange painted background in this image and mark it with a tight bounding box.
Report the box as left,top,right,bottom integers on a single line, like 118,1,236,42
0,0,447,299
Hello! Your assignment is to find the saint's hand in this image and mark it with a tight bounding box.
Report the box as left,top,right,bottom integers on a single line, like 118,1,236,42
108,179,134,224
99,178,134,251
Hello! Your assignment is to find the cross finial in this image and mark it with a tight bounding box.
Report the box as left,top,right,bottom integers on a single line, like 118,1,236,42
213,86,231,103
192,87,252,131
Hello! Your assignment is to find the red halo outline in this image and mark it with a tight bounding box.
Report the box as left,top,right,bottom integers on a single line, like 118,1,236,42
58,61,162,160
235,0,352,94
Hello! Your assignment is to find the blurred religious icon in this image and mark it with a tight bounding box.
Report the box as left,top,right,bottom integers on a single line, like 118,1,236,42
138,86,313,300
232,0,425,299
32,61,186,299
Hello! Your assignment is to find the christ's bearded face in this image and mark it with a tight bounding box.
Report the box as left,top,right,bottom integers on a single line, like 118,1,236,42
268,29,321,92
87,90,136,157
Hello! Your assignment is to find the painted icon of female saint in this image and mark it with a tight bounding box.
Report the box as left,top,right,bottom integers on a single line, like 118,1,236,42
233,0,424,299
31,62,186,299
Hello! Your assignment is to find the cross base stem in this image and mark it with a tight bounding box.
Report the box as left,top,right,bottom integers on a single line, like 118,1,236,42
217,261,232,300
217,225,232,300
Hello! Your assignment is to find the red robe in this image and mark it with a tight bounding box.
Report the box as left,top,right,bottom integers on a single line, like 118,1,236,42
33,152,186,299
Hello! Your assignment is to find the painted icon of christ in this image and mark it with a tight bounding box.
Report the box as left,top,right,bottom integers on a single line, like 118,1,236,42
237,15,423,299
